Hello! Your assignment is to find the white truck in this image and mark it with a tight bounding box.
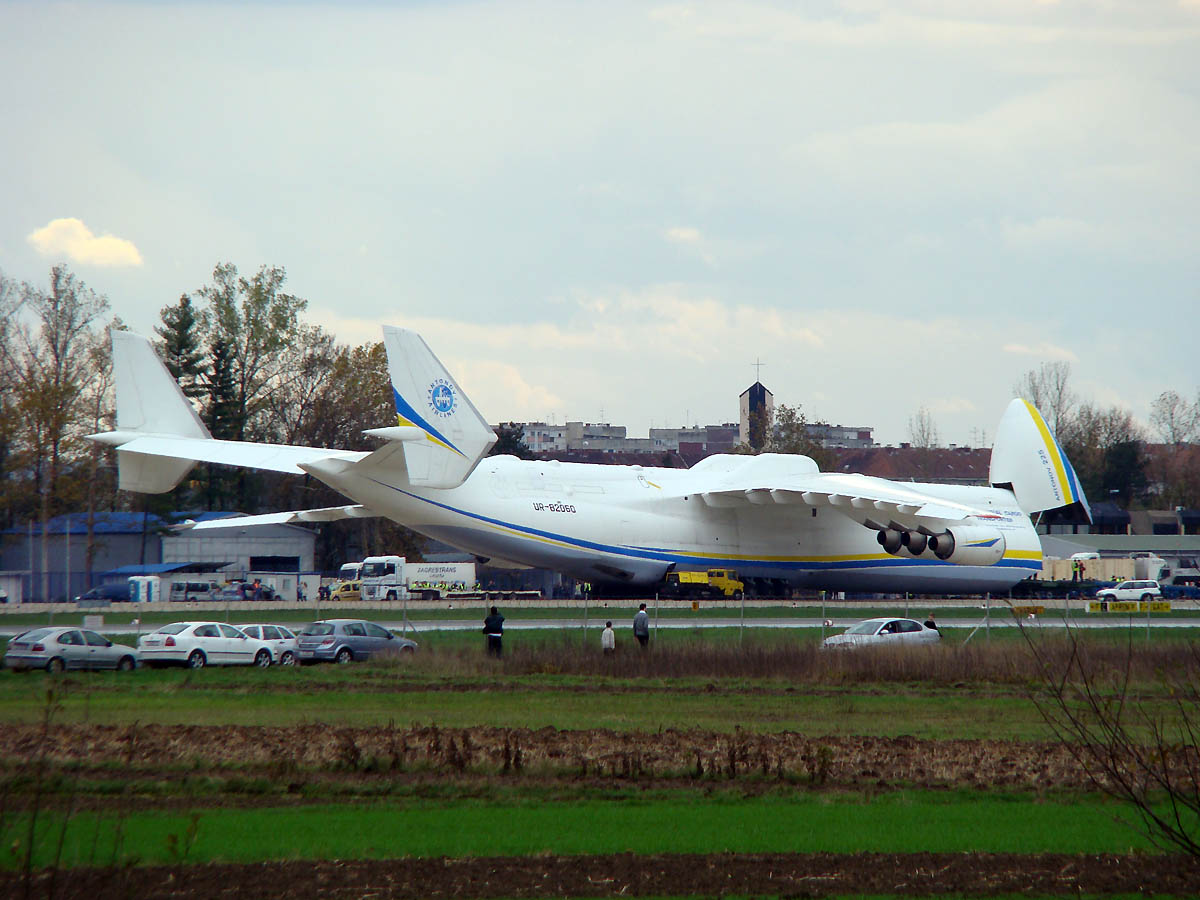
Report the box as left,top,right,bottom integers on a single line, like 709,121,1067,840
359,555,409,602
348,557,478,602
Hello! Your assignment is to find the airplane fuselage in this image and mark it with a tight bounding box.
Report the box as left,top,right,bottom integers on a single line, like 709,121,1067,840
316,455,1042,593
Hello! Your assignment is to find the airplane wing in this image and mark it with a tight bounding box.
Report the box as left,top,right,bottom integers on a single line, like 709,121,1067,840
175,505,378,531
696,472,992,524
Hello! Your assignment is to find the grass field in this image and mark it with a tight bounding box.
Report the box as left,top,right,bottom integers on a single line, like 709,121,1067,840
14,791,1159,869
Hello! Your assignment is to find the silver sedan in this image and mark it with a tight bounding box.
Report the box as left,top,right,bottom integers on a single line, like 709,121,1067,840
821,617,941,649
4,627,139,673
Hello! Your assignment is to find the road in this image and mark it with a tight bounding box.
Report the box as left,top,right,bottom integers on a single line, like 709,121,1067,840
2,613,1197,638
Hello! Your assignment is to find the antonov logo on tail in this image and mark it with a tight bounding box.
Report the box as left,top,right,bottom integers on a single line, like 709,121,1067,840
428,379,456,417
90,326,1090,594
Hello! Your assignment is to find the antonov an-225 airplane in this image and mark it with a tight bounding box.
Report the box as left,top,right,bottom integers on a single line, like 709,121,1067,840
89,327,1090,594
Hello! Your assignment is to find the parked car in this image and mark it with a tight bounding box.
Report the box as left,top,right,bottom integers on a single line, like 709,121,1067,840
330,580,361,602
4,627,138,673
75,583,131,603
296,619,417,664
239,624,299,666
821,617,941,649
1095,580,1162,602
137,621,274,668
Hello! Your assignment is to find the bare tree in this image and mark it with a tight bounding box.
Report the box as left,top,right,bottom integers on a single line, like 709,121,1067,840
78,320,125,576
1014,361,1076,437
195,262,308,442
7,267,110,600
1150,390,1199,446
907,406,940,449
0,271,27,529
1024,626,1200,856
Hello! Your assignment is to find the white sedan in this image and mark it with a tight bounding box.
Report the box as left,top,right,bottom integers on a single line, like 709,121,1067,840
239,624,299,666
137,622,274,669
822,616,941,649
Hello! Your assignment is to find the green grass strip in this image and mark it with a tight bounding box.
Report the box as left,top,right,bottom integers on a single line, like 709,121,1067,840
6,792,1160,869
0,677,1049,738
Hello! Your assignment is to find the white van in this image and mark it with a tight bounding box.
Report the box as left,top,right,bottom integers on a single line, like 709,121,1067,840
169,581,220,602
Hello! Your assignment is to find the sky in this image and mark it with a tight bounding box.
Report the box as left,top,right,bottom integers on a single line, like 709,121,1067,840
2,0,1198,447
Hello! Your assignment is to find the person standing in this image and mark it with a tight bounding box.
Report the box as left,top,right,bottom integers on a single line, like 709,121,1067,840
601,621,615,655
923,612,938,631
483,606,505,658
632,603,650,649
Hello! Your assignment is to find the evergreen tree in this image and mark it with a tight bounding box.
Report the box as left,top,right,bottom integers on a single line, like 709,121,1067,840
154,294,207,399
201,338,240,509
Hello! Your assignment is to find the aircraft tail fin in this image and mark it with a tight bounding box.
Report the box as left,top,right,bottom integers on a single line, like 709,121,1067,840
989,398,1091,522
376,326,496,488
107,330,211,493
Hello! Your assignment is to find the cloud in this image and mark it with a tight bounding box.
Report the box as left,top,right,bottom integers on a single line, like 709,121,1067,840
27,218,143,267
999,216,1108,251
453,360,561,420
1002,341,1078,362
665,226,703,244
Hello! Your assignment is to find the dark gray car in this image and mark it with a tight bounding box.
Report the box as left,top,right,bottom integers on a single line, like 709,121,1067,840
4,627,139,673
295,619,417,664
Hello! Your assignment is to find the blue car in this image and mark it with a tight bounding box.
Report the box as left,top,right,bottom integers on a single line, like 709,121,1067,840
295,619,417,664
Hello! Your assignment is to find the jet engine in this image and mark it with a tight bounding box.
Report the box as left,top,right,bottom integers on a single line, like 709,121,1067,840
875,524,930,558
876,529,903,554
926,526,1006,566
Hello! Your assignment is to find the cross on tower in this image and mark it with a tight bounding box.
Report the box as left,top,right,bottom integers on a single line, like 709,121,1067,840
752,358,766,383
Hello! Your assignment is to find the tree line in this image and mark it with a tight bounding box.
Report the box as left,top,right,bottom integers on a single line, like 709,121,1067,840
0,263,419,576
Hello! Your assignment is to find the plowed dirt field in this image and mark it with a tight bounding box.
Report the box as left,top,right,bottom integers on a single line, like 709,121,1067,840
6,851,1199,898
1,723,1105,798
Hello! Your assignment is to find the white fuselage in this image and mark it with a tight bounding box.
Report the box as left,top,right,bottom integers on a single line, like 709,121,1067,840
315,455,1042,593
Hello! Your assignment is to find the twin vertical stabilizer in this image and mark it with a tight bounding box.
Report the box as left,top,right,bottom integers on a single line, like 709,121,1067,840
107,331,211,493
374,326,497,488
990,398,1091,521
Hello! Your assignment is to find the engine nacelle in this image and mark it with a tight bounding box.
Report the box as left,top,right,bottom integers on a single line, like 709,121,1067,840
876,529,903,554
900,530,928,555
927,526,1006,566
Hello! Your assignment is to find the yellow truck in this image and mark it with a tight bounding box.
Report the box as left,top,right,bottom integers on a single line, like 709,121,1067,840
663,568,745,600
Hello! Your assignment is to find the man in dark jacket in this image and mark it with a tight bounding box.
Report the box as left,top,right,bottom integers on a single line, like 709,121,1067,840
633,602,650,648
483,606,505,657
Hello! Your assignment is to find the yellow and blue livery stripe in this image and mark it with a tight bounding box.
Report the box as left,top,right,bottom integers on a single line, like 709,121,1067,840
392,387,466,458
1022,400,1084,507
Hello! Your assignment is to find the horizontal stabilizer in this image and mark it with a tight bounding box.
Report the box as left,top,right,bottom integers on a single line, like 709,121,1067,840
97,434,367,476
176,505,375,531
